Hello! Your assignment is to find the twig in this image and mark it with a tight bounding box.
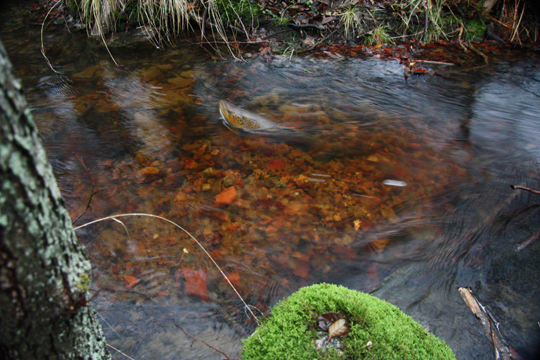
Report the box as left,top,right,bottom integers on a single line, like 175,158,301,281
227,0,252,42
423,0,429,43
413,59,454,66
511,184,540,195
515,228,540,252
467,42,489,64
173,320,233,360
72,153,100,225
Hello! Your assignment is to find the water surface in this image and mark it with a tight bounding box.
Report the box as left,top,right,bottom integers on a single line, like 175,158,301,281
2,3,540,359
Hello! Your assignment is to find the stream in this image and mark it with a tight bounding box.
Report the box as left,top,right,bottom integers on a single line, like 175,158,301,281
1,1,540,359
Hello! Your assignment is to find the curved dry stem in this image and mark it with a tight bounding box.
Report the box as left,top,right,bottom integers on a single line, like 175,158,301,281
74,213,260,324
40,0,62,73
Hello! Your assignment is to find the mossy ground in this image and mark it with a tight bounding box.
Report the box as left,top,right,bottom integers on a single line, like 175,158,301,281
242,283,456,360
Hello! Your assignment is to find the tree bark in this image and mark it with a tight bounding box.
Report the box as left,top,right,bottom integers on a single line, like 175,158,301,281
0,41,110,359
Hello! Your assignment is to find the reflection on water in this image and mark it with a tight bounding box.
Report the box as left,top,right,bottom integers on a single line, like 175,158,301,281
2,5,540,359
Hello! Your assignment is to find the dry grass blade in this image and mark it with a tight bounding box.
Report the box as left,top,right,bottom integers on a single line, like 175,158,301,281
106,343,136,360
74,213,260,324
40,0,62,73
78,0,120,65
340,7,360,40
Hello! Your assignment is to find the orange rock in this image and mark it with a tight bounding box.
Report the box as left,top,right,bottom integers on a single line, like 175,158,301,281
182,268,208,301
215,186,237,206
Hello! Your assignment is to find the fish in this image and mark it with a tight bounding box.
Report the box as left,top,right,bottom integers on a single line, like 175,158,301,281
219,100,292,134
218,99,321,149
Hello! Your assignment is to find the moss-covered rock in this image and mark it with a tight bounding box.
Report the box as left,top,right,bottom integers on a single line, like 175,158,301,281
242,283,456,360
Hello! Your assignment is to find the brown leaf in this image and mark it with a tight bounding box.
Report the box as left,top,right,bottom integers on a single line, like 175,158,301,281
318,312,342,331
267,159,285,171
194,144,207,160
328,318,350,341
182,268,208,301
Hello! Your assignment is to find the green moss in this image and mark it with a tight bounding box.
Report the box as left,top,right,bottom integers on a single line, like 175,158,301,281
464,19,487,41
242,283,456,360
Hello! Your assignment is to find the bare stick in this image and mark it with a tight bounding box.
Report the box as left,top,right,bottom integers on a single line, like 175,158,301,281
422,0,429,43
515,228,540,252
413,60,454,66
511,184,540,195
227,0,251,42
467,42,489,64
72,153,100,225
173,320,232,360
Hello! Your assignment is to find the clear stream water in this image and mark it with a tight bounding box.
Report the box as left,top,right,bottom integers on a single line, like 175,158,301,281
1,2,540,359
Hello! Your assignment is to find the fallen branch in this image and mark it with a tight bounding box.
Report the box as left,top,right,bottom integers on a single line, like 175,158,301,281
458,287,522,360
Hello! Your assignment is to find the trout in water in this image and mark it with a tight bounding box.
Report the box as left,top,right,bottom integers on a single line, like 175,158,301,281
219,100,330,157
219,100,279,132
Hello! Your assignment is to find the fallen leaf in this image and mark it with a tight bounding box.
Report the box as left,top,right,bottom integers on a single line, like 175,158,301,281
194,144,207,159
123,275,140,289
284,201,309,215
318,312,342,331
223,272,241,287
328,318,350,341
182,268,208,301
267,159,285,171
293,256,310,278
215,186,237,205
174,191,188,203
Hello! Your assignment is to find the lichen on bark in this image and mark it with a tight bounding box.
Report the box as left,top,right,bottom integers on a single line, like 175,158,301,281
0,40,110,359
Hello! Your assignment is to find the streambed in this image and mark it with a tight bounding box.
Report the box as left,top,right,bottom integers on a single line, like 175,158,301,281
1,3,540,359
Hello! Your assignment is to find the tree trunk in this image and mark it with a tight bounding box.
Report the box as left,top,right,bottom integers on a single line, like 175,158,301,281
0,41,110,359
